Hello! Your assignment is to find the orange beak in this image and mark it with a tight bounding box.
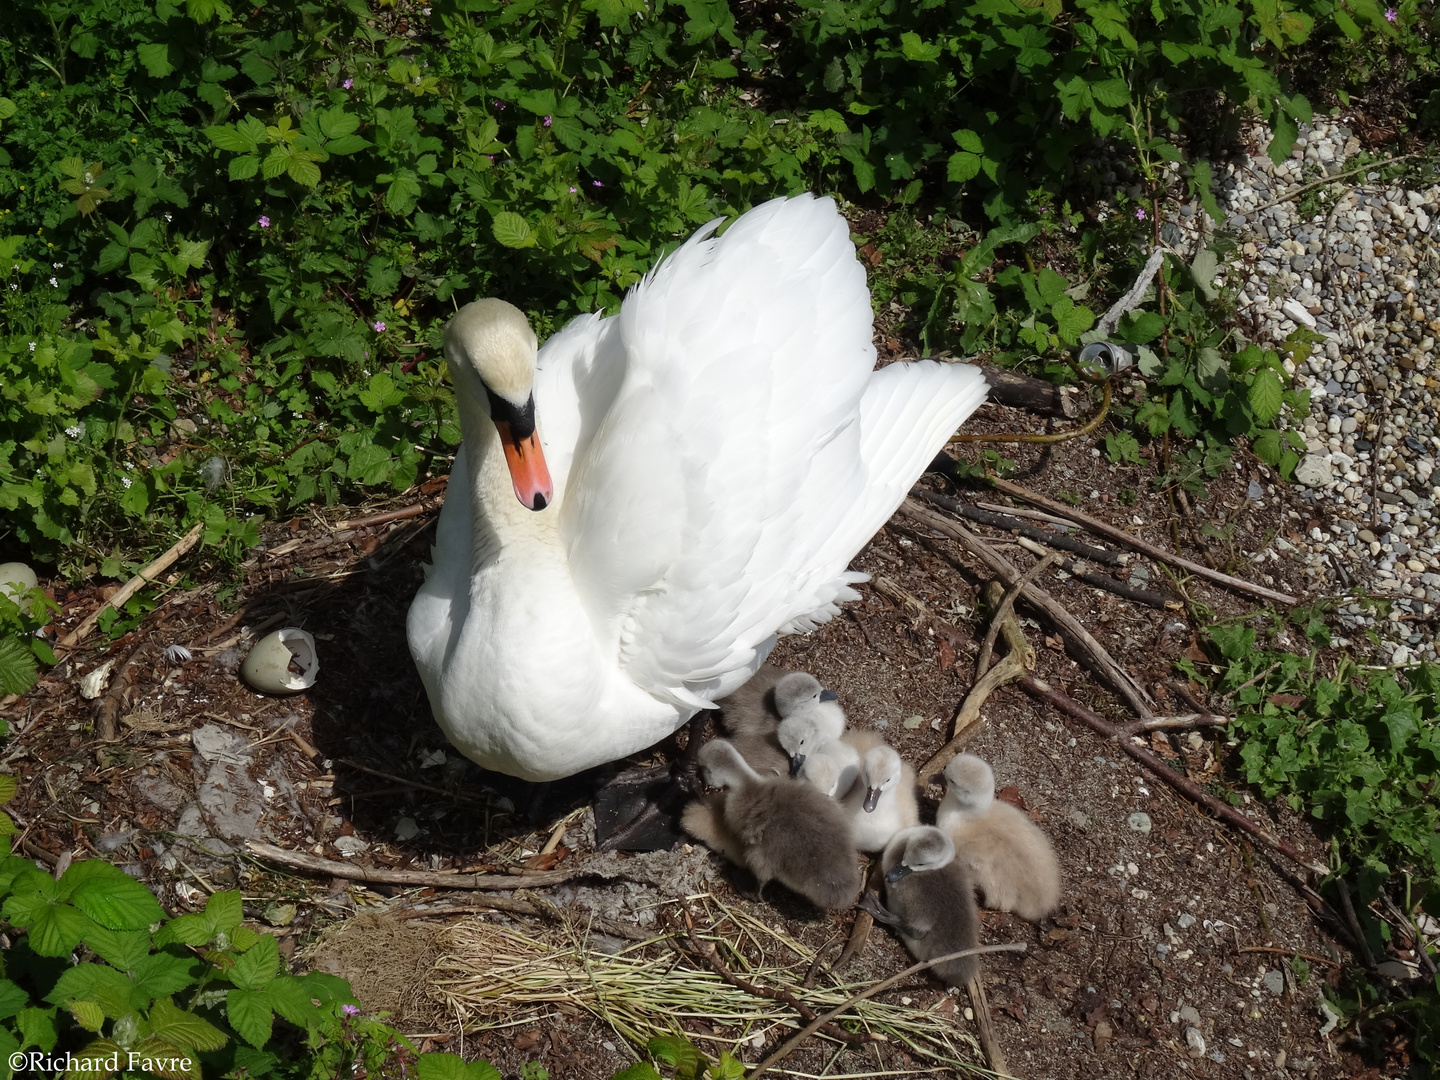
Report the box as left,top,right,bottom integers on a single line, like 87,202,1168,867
495,420,553,511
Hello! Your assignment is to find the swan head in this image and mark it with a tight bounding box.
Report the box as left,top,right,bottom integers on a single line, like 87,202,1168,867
445,299,553,511
798,740,860,798
884,826,955,882
942,754,996,816
860,745,904,814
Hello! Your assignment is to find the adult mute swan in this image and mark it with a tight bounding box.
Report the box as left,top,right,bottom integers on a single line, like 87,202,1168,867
407,194,988,781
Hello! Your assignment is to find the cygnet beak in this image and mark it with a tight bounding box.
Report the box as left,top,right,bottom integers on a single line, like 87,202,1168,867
489,391,553,511
863,786,881,813
819,689,837,702
789,753,805,778
885,863,913,883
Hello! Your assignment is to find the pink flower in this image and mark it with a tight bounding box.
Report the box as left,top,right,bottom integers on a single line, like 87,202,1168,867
342,1004,360,1017
543,115,552,127
343,77,354,89
1135,208,1146,220
493,100,505,111
592,180,603,188
258,215,271,227
569,186,577,193
1384,6,1397,19
373,320,386,333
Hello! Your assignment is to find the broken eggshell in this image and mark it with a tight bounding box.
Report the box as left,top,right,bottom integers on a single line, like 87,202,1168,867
241,627,319,694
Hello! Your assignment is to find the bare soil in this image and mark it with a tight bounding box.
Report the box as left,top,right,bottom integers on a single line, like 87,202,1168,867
2,393,1385,1080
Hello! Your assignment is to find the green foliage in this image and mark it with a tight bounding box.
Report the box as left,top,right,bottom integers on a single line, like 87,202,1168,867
1181,624,1440,1061
786,0,1389,216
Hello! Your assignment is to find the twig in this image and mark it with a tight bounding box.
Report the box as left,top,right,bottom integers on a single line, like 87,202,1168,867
671,906,880,1046
1017,675,1328,877
1248,152,1418,214
57,522,206,650
1015,536,1181,611
1221,661,1283,703
847,609,896,657
337,758,483,803
965,974,1007,1078
834,910,873,973
975,501,1077,528
95,642,149,742
1235,945,1341,968
1336,879,1376,969
1097,247,1167,337
244,840,582,890
1116,713,1232,736
332,492,445,532
920,494,1121,567
976,556,1056,676
900,499,1156,717
980,476,1299,606
747,942,1029,1079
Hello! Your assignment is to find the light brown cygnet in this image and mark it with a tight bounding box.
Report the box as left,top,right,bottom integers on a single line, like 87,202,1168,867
843,744,919,852
865,825,980,987
938,754,1061,922
686,739,861,911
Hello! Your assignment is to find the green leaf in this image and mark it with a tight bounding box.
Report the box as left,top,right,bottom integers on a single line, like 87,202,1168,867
1051,297,1094,345
0,637,38,695
1191,160,1223,224
204,125,257,153
383,171,423,214
1249,368,1284,422
609,1067,663,1080
45,963,142,1018
228,934,279,991
82,925,151,972
131,950,202,999
227,988,274,1048
0,979,27,1020
491,211,536,249
148,996,229,1052
416,1052,503,1080
1118,310,1164,344
66,1037,123,1080
1268,110,1299,165
64,861,164,930
205,891,243,933
25,900,89,956
1104,432,1141,464
265,976,321,1029
287,157,321,187
899,32,942,62
68,1000,106,1033
152,913,214,947
647,1035,706,1079
136,43,173,78
16,1006,58,1052
947,151,982,183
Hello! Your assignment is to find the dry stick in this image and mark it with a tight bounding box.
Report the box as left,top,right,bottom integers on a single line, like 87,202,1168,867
332,496,444,532
1117,713,1233,736
1016,676,1329,877
976,555,1057,676
1015,536,1181,611
1248,152,1419,214
965,974,1008,1079
337,758,484,803
1235,945,1341,968
671,907,880,1047
57,521,206,650
900,499,1156,718
936,498,1123,566
95,642,149,742
982,477,1300,607
747,942,1029,1080
244,840,582,890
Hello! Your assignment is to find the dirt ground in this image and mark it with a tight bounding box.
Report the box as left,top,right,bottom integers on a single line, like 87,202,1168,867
4,375,1398,1080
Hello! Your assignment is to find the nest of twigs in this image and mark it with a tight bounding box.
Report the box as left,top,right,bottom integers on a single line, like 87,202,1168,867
429,896,984,1074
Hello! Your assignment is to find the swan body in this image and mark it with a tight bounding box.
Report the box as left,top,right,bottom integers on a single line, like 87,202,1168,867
408,194,990,780
938,754,1061,921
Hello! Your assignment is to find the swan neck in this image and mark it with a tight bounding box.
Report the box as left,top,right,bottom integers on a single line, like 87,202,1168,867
458,392,560,557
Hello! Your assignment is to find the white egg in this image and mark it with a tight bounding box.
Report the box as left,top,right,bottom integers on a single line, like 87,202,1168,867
241,628,319,694
0,562,37,601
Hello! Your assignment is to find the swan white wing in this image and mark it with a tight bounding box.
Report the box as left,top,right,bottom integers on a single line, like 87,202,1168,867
558,195,988,710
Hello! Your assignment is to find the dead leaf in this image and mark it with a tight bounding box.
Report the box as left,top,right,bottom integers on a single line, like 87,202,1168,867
937,636,955,672
524,845,570,871
1046,928,1070,943
1093,1020,1113,1053
996,785,1028,811
1267,693,1306,708
1045,634,1065,652
1182,641,1210,664
858,242,882,267
513,1031,541,1052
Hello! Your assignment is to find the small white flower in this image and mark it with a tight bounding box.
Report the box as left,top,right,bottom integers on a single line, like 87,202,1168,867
164,212,172,222
162,644,192,664
28,341,36,350
64,425,83,439
49,276,58,287
120,476,132,489
10,284,18,292
52,261,63,269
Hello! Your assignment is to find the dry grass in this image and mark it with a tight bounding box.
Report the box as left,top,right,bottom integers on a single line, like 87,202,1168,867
429,895,986,1076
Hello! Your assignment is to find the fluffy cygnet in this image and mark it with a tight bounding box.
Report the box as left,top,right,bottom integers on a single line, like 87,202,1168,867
864,825,980,987
938,754,1061,922
686,739,861,910
716,665,796,737
843,744,919,852
797,737,861,798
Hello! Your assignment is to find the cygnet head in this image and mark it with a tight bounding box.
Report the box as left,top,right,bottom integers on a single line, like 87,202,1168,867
884,826,955,882
698,739,761,790
798,740,860,798
860,745,905,814
942,754,996,815
445,299,552,511
774,672,837,717
778,710,844,776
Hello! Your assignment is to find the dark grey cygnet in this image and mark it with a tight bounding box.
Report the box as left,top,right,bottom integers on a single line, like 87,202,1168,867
865,825,981,987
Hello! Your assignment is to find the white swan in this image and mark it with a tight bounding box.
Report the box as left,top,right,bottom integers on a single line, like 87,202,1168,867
407,194,988,780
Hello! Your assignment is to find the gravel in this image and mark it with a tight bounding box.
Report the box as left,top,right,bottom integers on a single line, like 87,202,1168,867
1162,119,1439,662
